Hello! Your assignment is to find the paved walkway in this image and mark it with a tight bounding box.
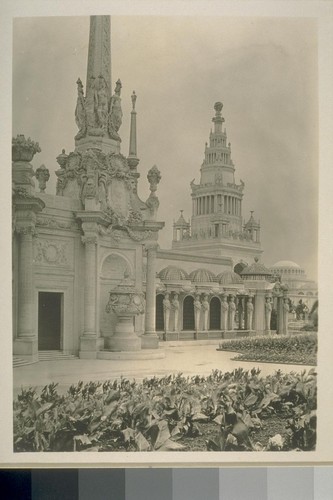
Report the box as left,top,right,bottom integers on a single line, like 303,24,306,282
13,344,313,396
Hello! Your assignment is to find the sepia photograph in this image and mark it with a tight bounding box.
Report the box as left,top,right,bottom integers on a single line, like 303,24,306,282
2,1,333,466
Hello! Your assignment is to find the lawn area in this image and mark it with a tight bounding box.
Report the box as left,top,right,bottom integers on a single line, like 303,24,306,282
218,333,317,366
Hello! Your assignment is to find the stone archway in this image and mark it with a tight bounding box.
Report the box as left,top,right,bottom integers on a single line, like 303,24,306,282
209,296,221,330
183,295,195,330
156,294,164,331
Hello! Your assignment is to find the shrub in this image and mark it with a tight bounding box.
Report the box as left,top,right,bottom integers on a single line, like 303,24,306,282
13,369,317,453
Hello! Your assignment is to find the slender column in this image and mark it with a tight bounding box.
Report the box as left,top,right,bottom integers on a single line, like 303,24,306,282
142,242,159,348
82,236,97,336
79,225,102,359
17,229,35,339
254,291,265,335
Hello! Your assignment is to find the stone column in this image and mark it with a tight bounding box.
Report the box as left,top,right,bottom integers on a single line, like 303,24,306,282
265,296,273,334
194,293,202,338
246,297,254,331
221,295,228,331
254,291,266,335
79,233,101,358
228,296,236,330
142,242,159,349
13,227,38,361
163,292,171,339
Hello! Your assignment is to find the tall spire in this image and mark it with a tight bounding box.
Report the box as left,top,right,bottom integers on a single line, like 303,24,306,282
128,91,139,169
74,15,122,154
86,16,112,100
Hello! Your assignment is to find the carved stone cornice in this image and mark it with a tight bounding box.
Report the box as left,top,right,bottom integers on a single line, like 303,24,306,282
13,191,45,213
15,225,38,237
36,216,79,232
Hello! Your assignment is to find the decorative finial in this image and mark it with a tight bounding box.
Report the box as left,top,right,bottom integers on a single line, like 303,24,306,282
115,79,122,96
180,210,183,215
250,210,254,217
214,102,223,115
254,256,259,263
131,91,137,110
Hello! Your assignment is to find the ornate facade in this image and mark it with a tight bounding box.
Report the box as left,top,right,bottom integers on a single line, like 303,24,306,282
12,16,315,364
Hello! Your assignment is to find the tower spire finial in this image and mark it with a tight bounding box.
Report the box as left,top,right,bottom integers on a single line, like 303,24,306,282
128,91,139,170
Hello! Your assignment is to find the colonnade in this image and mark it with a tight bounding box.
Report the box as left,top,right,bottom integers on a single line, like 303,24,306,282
193,194,241,216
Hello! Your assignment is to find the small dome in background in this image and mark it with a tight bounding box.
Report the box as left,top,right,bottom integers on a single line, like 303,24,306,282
271,260,301,269
189,268,217,283
158,266,189,281
217,271,243,285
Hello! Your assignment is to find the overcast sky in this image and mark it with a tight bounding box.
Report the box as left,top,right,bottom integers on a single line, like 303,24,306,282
12,16,318,279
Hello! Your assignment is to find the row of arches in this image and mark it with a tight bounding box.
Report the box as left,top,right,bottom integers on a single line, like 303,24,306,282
156,294,226,331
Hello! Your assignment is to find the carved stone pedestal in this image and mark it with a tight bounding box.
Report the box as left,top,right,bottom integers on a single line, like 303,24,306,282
106,316,141,352
105,274,145,352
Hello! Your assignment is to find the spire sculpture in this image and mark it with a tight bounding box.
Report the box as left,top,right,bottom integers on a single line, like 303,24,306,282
74,15,122,154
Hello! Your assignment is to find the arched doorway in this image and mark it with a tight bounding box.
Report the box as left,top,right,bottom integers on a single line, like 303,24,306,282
209,296,221,330
183,295,195,330
156,294,164,331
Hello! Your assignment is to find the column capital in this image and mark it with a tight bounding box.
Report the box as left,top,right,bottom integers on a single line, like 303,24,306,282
81,235,98,245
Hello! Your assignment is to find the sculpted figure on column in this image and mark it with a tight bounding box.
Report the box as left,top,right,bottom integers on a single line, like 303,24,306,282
194,294,202,332
163,292,171,333
172,292,180,332
201,294,210,331
265,296,273,332
221,295,228,331
283,298,290,335
246,297,254,331
228,295,236,330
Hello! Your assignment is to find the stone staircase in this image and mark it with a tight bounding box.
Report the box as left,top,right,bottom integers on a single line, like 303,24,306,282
13,351,78,368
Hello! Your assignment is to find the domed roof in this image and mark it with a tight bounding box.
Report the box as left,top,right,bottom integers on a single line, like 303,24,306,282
217,271,243,285
271,260,301,269
189,268,217,283
241,258,272,277
158,265,189,281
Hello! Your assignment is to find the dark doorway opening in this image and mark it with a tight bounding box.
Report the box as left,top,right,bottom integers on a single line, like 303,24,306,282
209,297,221,330
38,292,62,350
183,295,195,330
156,294,164,331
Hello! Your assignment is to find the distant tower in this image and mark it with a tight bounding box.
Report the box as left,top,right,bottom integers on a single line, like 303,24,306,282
171,102,262,264
74,15,122,154
173,210,191,242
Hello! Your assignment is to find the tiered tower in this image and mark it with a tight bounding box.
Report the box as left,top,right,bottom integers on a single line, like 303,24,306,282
172,102,262,267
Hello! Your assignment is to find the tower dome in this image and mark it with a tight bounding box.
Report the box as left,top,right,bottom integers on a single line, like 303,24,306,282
217,270,243,285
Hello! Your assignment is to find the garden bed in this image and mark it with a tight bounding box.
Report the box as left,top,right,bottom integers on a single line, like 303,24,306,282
13,368,316,453
218,333,317,365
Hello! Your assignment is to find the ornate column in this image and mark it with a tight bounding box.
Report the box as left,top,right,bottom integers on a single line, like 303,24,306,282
228,295,236,330
163,292,171,339
194,293,202,338
78,216,104,358
12,135,44,362
14,225,39,361
282,297,290,335
142,242,159,349
201,294,209,332
246,296,254,331
265,295,273,334
221,294,228,331
172,292,180,334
